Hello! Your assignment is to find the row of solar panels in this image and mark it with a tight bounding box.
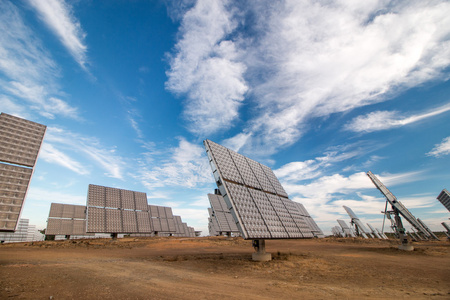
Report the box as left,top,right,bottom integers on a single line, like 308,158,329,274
46,202,196,236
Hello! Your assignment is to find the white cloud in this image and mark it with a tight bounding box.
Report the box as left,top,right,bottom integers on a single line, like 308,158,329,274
27,0,88,69
0,1,80,120
40,143,89,175
171,0,450,154
427,136,450,157
27,187,86,205
45,127,125,179
137,137,213,189
344,104,450,133
166,0,248,135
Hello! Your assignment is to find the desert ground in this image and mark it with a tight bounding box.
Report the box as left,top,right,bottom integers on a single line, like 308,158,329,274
0,236,449,299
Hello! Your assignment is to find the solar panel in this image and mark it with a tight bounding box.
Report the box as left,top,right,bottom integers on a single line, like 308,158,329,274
46,203,90,236
0,113,46,168
437,189,450,212
343,206,370,238
337,219,354,237
204,139,320,240
366,223,383,239
0,113,46,232
136,211,152,233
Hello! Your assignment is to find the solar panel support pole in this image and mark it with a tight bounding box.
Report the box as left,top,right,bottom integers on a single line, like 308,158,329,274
111,233,118,239
252,240,271,262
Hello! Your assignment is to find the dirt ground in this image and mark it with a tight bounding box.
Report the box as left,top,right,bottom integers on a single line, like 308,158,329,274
0,237,449,299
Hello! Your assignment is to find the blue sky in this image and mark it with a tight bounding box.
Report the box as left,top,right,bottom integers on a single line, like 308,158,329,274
1,0,449,236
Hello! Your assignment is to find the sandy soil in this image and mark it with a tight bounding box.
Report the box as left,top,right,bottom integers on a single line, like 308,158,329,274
0,236,449,299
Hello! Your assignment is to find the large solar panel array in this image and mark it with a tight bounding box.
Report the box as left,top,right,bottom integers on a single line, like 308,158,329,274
204,139,322,240
86,184,153,233
437,189,450,212
208,193,240,235
45,203,92,236
0,113,46,232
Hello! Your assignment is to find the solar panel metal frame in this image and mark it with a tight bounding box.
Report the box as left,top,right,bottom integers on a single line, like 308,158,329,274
343,206,370,238
204,139,317,240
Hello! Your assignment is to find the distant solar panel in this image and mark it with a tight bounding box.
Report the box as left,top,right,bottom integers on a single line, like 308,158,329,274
0,113,46,168
437,189,450,212
208,193,239,235
45,203,90,236
0,113,46,232
337,219,354,237
204,139,320,240
343,206,370,238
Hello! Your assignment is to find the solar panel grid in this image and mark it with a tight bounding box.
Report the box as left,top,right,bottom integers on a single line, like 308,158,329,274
266,194,302,238
260,164,288,198
229,151,261,188
225,181,270,239
245,158,277,194
165,207,173,218
248,189,287,238
136,211,152,233
61,204,75,219
88,185,105,207
167,218,176,232
87,207,105,232
72,220,86,235
120,189,135,210
46,218,61,235
61,219,72,234
73,205,86,219
157,206,166,218
105,187,121,208
122,210,138,233
152,217,162,231
106,209,122,232
208,141,244,184
134,192,148,211
151,205,160,217
0,113,46,168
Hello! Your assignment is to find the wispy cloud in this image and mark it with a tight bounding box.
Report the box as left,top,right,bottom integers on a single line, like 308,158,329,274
427,136,450,157
45,127,125,179
136,137,213,189
40,143,89,175
344,104,450,133
169,0,450,155
0,1,80,120
166,0,248,135
27,0,88,69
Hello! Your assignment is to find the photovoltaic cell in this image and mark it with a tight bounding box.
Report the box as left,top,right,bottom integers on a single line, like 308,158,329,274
86,207,106,233
134,192,148,211
120,189,135,210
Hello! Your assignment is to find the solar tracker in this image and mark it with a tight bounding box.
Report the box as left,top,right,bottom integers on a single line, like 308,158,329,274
45,203,90,236
342,206,371,238
437,189,450,212
148,205,176,234
367,171,438,240
204,139,321,241
442,222,450,239
0,113,46,232
337,219,354,237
